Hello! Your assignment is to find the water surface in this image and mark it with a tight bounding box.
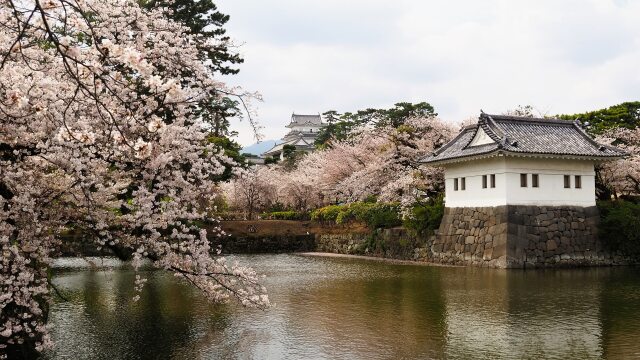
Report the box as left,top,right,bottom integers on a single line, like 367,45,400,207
45,255,640,359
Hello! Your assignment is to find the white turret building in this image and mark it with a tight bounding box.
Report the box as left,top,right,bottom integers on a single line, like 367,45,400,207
422,112,626,207
420,112,627,269
263,113,325,159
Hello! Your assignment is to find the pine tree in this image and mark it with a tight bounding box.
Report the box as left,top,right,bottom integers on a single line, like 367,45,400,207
144,0,248,177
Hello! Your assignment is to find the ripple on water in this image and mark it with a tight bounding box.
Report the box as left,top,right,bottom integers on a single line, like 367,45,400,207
44,254,640,360
51,257,125,270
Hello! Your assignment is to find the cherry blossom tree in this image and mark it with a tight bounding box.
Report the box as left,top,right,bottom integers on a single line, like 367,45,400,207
596,127,640,198
225,116,457,214
0,0,267,356
221,169,279,219
337,117,457,207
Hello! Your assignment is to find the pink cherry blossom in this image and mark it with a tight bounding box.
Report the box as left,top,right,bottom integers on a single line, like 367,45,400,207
596,127,640,197
224,117,457,215
0,0,268,355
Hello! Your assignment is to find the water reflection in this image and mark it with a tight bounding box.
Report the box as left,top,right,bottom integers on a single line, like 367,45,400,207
599,269,640,359
45,255,640,359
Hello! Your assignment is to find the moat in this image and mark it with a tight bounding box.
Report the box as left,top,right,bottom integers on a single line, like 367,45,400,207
45,255,640,359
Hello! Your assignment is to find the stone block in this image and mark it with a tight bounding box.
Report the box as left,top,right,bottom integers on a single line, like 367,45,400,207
492,243,507,259
493,233,507,246
482,247,493,261
546,239,558,251
494,255,508,268
526,233,540,242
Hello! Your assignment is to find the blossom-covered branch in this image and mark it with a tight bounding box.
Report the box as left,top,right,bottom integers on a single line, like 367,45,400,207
0,0,267,355
596,127,640,197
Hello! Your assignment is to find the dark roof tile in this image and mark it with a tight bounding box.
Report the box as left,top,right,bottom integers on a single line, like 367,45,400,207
288,113,322,126
422,113,626,164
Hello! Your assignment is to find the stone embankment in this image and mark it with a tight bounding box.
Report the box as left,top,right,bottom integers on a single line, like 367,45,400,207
214,220,368,254
430,205,626,268
215,208,632,268
59,209,630,268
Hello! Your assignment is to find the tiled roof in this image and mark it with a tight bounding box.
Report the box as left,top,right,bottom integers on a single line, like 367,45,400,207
287,113,322,127
262,133,314,156
421,113,627,165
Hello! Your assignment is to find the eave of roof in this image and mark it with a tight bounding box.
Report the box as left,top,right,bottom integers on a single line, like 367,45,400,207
424,149,625,167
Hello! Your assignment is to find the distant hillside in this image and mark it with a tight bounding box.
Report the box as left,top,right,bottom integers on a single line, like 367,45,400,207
241,140,280,156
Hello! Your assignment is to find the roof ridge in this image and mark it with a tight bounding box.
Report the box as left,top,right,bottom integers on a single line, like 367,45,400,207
433,126,475,156
462,115,500,149
483,114,506,139
488,114,572,125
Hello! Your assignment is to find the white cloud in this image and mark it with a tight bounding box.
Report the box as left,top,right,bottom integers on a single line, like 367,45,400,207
217,0,640,146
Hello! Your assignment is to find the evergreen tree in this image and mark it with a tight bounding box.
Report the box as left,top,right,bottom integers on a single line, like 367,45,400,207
315,101,437,148
143,0,244,136
143,0,249,177
143,0,243,75
558,101,640,134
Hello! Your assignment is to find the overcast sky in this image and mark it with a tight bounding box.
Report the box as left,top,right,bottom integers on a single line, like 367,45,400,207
217,0,640,146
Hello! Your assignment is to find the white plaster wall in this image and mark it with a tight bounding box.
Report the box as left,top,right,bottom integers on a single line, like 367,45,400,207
443,156,597,207
292,125,323,133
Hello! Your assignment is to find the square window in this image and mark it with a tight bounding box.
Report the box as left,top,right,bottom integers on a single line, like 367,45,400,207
575,175,582,189
520,173,527,187
490,174,496,188
461,177,466,191
454,178,458,191
532,174,539,188
564,175,570,188
482,175,487,189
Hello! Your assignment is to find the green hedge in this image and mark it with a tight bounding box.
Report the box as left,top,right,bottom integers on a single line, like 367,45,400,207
311,202,402,229
598,200,640,259
310,205,342,222
260,211,308,220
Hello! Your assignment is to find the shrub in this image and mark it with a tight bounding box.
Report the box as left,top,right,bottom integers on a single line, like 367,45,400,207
261,211,308,220
403,194,445,236
310,205,342,222
358,202,402,229
312,202,402,229
363,195,378,203
598,200,640,259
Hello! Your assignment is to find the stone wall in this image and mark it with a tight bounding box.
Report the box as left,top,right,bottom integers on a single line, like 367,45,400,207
215,220,367,254
215,212,628,268
430,205,624,268
212,234,316,254
315,228,425,260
